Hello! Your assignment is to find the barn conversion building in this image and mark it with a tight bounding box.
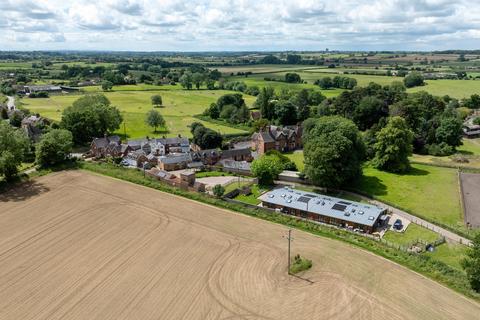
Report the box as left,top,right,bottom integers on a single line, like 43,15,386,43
259,187,386,233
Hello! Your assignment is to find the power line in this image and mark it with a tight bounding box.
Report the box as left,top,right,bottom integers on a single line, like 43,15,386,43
282,229,294,274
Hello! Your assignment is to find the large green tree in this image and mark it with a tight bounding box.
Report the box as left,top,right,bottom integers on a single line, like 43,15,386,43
274,100,297,125
462,234,480,292
145,109,166,133
403,72,424,88
353,96,386,131
435,116,463,148
151,94,163,107
372,116,413,173
190,122,222,149
35,129,73,167
192,72,204,89
60,94,123,144
251,154,284,185
179,71,193,90
303,116,365,188
0,122,30,180
255,86,276,120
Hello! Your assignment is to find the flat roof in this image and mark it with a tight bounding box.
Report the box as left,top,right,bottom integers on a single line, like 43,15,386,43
259,187,385,227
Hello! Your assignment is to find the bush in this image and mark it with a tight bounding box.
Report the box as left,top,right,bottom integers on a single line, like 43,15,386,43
251,154,284,185
213,184,225,198
285,73,302,83
290,254,313,274
426,143,454,156
404,72,425,88
36,129,73,167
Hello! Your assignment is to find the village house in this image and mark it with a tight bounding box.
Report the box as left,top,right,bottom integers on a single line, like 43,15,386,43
158,153,192,171
90,135,122,158
21,115,49,142
251,125,302,155
221,147,253,162
191,149,221,165
127,136,188,154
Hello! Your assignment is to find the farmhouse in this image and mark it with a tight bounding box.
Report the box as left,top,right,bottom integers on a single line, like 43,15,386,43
252,125,302,155
90,135,122,158
259,187,386,233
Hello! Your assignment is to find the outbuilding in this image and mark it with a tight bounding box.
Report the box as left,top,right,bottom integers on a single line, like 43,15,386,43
259,187,386,233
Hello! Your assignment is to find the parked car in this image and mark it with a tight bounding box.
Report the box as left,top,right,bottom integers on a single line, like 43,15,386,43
393,219,403,231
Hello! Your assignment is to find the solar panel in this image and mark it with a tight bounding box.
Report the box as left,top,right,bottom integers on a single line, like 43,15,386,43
332,203,347,211
338,201,351,205
297,196,311,203
304,194,317,198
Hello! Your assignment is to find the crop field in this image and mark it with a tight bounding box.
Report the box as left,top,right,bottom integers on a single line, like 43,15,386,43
230,70,480,99
215,64,325,74
0,170,479,319
20,89,255,138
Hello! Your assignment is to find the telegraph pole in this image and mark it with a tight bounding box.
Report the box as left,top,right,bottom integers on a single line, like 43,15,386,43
283,229,293,274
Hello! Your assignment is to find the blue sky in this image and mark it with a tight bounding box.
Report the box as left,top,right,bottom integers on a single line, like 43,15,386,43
0,0,479,51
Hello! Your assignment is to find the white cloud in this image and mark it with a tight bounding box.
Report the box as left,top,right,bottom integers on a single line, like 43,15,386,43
0,0,479,50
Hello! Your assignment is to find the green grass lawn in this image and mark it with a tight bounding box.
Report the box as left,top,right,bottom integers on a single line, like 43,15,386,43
458,138,480,155
427,243,468,271
410,138,480,169
284,151,305,171
235,184,269,205
383,223,440,246
224,180,252,194
274,150,464,231
409,79,480,99
355,164,464,231
231,70,480,99
20,88,256,139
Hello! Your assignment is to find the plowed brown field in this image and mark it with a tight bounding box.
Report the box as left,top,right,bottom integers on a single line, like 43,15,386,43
0,171,479,320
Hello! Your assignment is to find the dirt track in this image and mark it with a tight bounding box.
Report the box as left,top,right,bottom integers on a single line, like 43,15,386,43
0,171,479,320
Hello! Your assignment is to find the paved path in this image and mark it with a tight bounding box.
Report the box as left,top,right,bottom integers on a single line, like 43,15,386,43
7,96,15,111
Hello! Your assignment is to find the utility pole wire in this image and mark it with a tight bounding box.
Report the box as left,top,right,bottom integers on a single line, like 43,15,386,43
283,229,293,274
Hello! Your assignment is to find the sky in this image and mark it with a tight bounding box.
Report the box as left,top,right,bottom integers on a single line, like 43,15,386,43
0,0,479,51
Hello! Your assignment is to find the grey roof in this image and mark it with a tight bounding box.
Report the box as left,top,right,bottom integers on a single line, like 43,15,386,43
26,85,62,91
188,161,205,168
92,135,120,148
259,187,385,227
220,159,251,170
155,137,189,146
159,153,191,164
221,147,251,159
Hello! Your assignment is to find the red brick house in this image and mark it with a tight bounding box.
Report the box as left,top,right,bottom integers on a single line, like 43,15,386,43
251,125,302,155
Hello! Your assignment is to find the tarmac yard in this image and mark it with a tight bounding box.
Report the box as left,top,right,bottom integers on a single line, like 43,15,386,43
0,171,479,320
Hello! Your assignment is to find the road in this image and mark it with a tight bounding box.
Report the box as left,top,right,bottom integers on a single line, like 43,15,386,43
7,96,15,110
